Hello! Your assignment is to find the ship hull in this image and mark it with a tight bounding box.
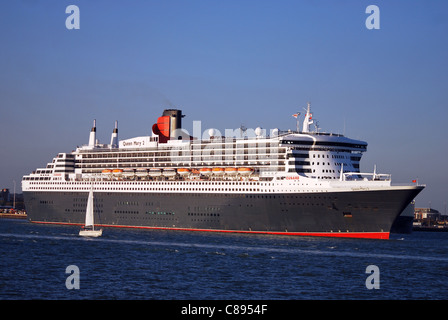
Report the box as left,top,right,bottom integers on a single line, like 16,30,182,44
23,186,423,239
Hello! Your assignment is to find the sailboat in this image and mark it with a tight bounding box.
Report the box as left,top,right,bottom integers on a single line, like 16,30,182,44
79,186,103,237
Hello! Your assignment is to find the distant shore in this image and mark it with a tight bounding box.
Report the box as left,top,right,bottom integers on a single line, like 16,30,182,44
413,226,448,232
0,213,27,219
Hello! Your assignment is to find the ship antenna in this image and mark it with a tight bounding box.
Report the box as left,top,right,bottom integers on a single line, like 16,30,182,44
295,110,301,132
302,102,313,133
88,119,97,147
240,124,247,138
110,120,118,148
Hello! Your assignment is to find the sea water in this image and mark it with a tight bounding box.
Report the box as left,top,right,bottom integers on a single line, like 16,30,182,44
0,219,447,300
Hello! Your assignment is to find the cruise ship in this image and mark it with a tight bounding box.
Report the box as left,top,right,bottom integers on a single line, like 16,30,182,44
22,104,424,239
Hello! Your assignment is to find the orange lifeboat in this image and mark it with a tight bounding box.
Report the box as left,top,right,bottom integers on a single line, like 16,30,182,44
177,168,191,175
224,167,237,175
238,167,253,175
102,169,112,174
112,169,123,175
212,167,225,175
199,168,212,175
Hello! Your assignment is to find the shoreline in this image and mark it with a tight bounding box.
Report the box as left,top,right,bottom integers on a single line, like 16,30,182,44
0,213,27,219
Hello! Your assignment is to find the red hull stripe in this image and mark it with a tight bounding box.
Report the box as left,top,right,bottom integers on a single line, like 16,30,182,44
30,221,390,240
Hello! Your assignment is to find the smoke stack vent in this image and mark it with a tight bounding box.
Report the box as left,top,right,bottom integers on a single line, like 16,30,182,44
88,119,96,147
110,120,118,148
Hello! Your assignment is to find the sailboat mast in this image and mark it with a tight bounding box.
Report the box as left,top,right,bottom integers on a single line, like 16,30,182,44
85,186,94,229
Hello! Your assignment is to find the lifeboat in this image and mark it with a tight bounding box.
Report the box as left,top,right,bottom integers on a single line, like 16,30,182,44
199,168,212,176
212,167,225,175
177,168,191,176
148,168,162,177
238,167,253,175
136,168,148,177
112,169,123,176
224,167,237,175
123,168,135,177
163,168,176,177
102,169,112,175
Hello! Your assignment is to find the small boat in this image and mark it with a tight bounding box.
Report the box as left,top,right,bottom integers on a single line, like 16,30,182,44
199,168,212,176
112,169,123,176
238,167,253,175
123,168,135,178
148,168,162,177
225,167,237,175
136,168,149,177
163,168,176,176
79,187,103,237
177,168,191,176
212,167,225,175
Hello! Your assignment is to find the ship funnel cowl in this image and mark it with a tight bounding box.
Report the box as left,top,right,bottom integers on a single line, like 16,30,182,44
110,120,118,148
88,119,96,147
152,109,185,143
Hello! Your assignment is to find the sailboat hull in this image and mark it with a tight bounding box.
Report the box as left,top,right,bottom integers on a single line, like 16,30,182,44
79,229,103,237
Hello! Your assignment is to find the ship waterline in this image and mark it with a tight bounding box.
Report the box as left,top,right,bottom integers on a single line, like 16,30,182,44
23,180,423,239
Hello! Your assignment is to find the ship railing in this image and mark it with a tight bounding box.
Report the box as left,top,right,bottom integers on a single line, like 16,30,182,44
342,172,391,182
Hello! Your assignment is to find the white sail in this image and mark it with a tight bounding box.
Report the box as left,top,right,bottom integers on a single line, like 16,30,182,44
79,186,102,237
84,188,94,228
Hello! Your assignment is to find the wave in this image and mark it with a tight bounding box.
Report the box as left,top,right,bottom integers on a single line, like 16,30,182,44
1,232,447,263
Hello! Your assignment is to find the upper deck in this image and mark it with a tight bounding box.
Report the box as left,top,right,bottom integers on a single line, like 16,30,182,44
22,105,371,184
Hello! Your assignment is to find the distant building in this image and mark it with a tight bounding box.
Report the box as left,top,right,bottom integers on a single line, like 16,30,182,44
1,189,10,203
415,208,441,220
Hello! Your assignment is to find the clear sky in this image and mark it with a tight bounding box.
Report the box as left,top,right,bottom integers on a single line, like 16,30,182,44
1,0,447,211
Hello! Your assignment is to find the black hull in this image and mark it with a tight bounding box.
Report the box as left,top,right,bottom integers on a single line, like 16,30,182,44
23,187,423,239
390,216,414,234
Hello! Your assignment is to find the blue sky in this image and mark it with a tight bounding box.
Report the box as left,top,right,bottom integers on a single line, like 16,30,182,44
1,0,447,211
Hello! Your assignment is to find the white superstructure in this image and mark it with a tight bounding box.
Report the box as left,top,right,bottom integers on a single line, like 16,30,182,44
22,105,376,188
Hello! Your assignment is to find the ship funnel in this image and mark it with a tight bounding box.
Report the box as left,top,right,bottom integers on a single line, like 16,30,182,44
163,109,184,138
152,109,185,143
88,119,96,147
110,120,118,148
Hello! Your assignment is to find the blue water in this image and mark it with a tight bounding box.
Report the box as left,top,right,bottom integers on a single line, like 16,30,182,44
0,219,447,300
